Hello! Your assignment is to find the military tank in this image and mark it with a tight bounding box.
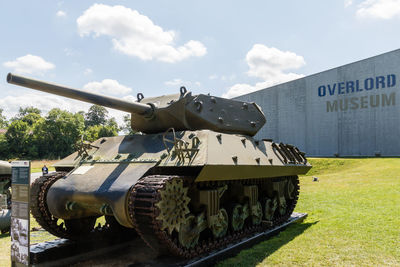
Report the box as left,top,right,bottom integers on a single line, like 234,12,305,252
0,160,11,234
7,73,311,258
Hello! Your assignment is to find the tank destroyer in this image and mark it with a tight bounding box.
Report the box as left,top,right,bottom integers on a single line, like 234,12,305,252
7,73,311,258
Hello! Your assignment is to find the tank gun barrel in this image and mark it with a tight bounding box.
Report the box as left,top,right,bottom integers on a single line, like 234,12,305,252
7,73,153,116
7,73,267,136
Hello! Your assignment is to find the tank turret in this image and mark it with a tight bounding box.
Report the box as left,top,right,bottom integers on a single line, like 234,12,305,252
7,73,265,136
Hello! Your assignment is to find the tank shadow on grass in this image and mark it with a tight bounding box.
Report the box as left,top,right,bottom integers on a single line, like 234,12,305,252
217,221,318,266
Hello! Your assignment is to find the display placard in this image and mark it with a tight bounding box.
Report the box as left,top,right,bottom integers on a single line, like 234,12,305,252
11,161,30,266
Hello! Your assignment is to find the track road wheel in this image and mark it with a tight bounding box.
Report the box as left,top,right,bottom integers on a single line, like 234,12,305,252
230,204,245,231
251,201,263,225
278,195,287,215
178,214,201,249
264,196,278,221
210,208,228,238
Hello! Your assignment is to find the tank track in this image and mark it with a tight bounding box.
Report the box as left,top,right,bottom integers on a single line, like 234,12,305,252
30,172,71,238
30,171,135,240
128,175,299,259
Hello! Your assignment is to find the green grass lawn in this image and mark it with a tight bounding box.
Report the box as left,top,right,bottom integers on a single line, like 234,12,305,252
0,215,106,266
0,215,57,266
1,158,399,266
30,160,57,173
217,158,400,266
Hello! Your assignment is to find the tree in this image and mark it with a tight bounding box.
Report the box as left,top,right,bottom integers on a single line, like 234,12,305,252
21,113,42,126
85,124,118,142
10,106,42,125
36,109,85,158
83,105,119,142
0,134,9,158
121,114,135,135
85,105,108,127
0,108,8,129
4,108,44,158
18,106,41,117
5,120,30,157
1,105,121,159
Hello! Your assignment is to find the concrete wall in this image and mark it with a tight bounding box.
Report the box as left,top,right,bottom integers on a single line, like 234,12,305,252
236,49,400,156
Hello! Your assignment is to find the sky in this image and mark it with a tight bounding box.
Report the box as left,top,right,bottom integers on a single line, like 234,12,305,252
1,0,400,126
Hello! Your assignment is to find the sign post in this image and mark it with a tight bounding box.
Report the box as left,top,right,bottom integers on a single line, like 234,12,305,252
11,161,30,266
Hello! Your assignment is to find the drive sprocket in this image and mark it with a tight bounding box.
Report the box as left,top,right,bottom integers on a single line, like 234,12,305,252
155,178,191,234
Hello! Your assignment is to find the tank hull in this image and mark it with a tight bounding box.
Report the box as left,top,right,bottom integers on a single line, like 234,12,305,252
43,130,310,230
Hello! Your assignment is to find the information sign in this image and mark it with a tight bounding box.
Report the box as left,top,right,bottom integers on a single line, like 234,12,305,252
10,161,30,266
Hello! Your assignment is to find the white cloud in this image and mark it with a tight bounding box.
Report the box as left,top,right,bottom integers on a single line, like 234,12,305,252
345,0,353,7
64,48,79,57
3,54,55,75
356,0,400,19
208,74,236,82
223,45,305,98
164,78,201,88
221,75,236,81
56,10,66,17
122,95,137,102
84,68,93,75
77,4,207,63
223,83,257,99
246,44,305,80
83,79,132,95
164,78,184,86
222,81,281,99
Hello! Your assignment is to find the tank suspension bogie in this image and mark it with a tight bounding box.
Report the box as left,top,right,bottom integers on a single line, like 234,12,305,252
198,184,229,238
273,180,289,215
243,185,262,225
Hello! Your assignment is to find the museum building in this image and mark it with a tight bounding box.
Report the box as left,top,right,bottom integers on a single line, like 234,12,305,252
235,49,400,157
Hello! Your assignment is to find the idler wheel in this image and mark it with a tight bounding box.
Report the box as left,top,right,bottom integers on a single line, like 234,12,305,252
210,208,228,238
